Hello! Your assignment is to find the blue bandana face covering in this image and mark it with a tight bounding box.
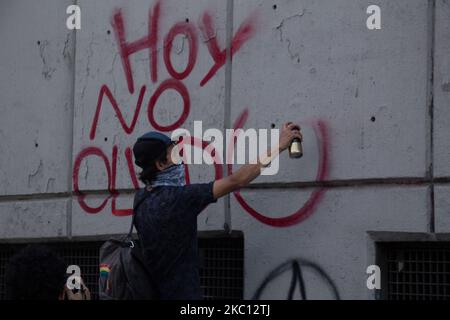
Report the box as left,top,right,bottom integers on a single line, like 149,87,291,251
151,164,186,187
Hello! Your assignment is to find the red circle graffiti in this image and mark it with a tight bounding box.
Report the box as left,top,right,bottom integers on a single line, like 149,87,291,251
148,79,190,132
229,112,330,227
73,147,112,214
164,22,198,80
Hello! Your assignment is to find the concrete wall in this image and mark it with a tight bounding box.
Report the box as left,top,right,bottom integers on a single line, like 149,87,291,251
0,0,448,299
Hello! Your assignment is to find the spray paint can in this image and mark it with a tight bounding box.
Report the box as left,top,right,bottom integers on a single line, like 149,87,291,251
289,137,303,158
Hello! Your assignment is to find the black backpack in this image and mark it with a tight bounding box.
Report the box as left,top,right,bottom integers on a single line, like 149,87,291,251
98,189,158,300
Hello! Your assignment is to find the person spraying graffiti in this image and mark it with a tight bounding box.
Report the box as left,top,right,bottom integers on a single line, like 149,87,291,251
131,122,302,300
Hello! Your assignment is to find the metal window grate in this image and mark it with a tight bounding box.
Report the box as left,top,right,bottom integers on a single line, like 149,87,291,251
0,232,244,300
377,242,450,300
198,231,244,300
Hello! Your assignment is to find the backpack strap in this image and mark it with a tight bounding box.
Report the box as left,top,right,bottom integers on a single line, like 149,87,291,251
126,187,153,240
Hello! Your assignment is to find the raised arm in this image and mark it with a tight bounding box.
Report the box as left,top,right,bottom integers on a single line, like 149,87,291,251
212,122,302,199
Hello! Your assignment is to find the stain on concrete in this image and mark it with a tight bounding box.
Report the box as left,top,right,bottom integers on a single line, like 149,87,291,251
174,34,188,55
107,52,119,95
274,9,305,64
46,178,56,193
81,33,96,100
38,40,56,80
28,160,44,189
359,126,365,150
62,32,72,63
442,82,450,92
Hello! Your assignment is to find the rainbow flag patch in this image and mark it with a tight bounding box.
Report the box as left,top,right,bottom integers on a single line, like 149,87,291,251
100,264,110,278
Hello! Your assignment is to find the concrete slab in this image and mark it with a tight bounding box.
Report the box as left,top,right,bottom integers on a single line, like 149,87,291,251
0,199,68,239
231,0,429,183
0,0,74,196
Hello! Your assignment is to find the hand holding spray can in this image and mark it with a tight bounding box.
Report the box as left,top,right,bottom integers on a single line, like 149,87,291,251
288,124,303,159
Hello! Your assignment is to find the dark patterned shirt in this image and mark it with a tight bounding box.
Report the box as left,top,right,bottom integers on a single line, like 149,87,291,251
133,182,216,300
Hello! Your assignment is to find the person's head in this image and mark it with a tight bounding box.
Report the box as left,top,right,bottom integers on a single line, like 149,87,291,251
133,131,180,185
5,245,66,300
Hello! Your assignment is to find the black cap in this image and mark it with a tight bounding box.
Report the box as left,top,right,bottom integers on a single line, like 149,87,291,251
133,132,173,170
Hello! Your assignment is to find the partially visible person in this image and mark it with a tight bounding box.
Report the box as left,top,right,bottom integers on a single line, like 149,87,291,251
5,244,91,300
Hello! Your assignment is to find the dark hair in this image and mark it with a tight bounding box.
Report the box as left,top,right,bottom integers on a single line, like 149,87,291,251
138,149,169,185
5,245,66,300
